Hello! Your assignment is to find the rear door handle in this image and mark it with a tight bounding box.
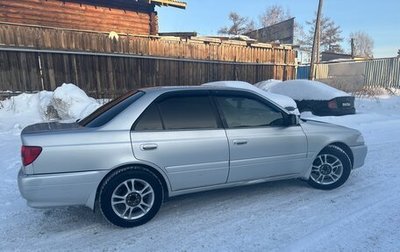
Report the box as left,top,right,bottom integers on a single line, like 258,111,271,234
233,140,248,145
140,144,158,151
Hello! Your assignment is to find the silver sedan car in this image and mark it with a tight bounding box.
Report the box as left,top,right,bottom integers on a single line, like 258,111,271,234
18,86,367,227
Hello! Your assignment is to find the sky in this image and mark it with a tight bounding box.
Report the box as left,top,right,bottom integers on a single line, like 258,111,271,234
157,0,400,58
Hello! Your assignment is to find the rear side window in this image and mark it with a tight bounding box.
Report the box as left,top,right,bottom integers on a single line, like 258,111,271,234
80,91,144,128
216,96,284,128
158,96,218,130
134,104,163,131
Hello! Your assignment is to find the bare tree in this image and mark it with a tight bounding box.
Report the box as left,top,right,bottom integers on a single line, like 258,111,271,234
303,14,344,53
218,12,255,35
259,5,291,27
350,31,374,58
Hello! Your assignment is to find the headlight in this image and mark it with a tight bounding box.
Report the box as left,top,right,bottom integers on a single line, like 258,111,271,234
356,134,365,145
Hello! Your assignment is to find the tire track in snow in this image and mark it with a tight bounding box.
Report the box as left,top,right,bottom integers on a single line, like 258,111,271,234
282,193,400,252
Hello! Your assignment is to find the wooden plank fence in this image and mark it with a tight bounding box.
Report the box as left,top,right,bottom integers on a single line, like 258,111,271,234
0,23,296,98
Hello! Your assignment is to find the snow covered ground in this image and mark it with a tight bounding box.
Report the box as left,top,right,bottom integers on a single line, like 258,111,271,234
0,88,400,251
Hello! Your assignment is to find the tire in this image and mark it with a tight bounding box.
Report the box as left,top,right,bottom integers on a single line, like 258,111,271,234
99,167,163,228
307,145,352,190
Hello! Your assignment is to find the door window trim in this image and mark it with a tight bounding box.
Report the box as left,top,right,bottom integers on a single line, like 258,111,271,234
210,90,288,129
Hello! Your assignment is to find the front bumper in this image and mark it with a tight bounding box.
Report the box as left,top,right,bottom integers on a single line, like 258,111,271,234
18,168,107,208
350,144,368,169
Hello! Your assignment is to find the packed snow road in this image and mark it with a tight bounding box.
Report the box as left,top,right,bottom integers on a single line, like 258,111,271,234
1,95,399,251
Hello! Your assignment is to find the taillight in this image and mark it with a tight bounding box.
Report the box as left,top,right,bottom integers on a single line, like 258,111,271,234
328,100,338,109
21,146,42,166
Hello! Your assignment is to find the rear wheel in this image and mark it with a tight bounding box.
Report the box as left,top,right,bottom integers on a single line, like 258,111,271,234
308,145,351,190
99,167,163,227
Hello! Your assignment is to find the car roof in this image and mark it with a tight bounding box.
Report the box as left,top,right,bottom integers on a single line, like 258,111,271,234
138,85,256,95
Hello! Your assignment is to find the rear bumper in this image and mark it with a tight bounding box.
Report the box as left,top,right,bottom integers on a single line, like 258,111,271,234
350,144,368,169
18,168,107,209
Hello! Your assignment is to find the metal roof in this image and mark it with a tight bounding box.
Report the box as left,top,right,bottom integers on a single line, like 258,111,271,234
150,0,187,9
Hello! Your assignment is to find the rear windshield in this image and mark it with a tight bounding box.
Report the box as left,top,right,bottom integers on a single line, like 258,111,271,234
79,91,144,127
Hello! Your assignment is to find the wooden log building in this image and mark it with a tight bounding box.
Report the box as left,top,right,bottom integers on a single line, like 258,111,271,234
0,0,186,35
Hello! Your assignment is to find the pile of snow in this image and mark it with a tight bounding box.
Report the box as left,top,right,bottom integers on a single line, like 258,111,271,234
51,84,100,120
0,84,100,132
0,91,52,132
202,81,300,114
258,79,351,101
354,87,400,97
255,79,282,91
356,95,400,113
228,35,256,42
0,91,52,118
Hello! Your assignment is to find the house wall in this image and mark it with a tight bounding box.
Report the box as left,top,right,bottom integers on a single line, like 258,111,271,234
0,0,157,35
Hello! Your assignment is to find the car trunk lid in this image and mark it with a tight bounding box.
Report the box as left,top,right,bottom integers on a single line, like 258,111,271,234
21,122,81,135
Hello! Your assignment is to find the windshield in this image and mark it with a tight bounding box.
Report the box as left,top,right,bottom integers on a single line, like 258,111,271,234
79,90,144,127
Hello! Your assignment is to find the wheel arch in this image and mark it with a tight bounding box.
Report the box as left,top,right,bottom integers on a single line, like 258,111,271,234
307,142,353,190
303,141,354,180
87,163,171,211
324,142,354,167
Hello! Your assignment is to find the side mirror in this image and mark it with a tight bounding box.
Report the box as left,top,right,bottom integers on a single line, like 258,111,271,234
285,114,299,126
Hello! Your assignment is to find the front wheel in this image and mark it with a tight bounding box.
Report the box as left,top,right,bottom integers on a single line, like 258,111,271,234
308,145,352,190
99,167,163,228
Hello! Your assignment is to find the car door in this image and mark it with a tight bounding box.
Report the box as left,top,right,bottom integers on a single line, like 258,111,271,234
213,91,308,183
131,92,229,191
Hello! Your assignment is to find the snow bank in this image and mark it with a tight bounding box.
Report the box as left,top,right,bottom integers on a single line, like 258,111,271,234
0,84,100,131
0,91,53,132
261,80,350,101
356,95,400,113
255,79,282,91
202,81,300,114
51,84,100,120
0,91,52,118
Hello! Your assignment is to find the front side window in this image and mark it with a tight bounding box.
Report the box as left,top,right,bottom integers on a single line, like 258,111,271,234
216,96,284,128
158,96,218,130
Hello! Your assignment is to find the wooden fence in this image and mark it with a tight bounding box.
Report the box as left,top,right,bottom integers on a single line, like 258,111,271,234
0,23,296,98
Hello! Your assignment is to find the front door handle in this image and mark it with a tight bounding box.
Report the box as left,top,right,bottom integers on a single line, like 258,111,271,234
233,140,248,145
140,144,158,151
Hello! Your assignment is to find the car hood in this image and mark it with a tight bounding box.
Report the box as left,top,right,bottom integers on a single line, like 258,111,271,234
300,118,364,150
302,118,364,138
300,118,355,132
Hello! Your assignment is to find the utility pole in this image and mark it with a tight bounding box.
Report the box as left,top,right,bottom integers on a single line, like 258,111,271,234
309,0,324,80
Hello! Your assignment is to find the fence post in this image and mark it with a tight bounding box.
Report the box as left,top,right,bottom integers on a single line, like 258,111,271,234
37,53,45,90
